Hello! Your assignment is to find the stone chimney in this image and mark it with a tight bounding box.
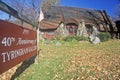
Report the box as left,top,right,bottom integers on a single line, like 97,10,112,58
38,8,44,22
81,20,88,37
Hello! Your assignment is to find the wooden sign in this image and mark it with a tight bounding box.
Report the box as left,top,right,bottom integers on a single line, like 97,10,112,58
0,20,37,74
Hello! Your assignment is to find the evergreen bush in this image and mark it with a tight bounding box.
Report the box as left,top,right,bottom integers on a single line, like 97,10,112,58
97,32,111,42
64,36,88,42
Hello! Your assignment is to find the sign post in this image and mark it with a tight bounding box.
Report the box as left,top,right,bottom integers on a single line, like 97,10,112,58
0,20,37,74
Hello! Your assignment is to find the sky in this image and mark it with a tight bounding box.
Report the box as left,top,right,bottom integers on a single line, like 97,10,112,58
0,0,120,20
60,0,120,17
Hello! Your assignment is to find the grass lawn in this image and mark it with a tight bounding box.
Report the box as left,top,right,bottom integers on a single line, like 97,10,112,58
16,40,120,80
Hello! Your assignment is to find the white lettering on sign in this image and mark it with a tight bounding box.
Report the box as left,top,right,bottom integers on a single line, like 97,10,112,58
17,38,36,45
1,45,37,63
1,37,15,46
23,29,29,35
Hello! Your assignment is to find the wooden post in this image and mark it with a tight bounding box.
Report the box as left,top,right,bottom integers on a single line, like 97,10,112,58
35,28,40,64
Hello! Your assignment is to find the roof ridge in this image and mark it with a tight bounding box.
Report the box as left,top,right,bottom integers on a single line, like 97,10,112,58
52,6,100,11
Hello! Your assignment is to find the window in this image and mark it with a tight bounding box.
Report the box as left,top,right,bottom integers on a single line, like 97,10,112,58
67,23,78,35
85,24,93,35
69,26,73,33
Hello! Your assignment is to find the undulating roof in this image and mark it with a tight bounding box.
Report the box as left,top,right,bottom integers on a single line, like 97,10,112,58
40,6,108,30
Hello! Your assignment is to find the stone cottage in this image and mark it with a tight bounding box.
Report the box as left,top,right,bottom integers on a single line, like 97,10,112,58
39,6,116,39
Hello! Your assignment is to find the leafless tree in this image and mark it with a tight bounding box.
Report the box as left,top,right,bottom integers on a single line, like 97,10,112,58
41,0,60,14
3,0,60,22
5,0,42,22
112,1,120,21
115,4,120,19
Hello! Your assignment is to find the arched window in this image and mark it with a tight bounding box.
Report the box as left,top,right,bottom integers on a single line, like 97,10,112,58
85,24,93,35
69,26,73,33
66,23,78,35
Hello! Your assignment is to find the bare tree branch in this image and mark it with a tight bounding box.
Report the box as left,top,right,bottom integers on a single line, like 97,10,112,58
41,0,60,13
113,4,120,21
5,0,42,22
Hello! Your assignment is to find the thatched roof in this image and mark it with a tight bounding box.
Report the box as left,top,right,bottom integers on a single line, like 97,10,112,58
40,14,63,30
40,6,109,30
40,18,61,30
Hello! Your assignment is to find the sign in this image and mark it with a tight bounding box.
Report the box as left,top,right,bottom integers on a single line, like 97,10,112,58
0,20,37,74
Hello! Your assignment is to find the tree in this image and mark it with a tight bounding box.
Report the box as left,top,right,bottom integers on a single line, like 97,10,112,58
115,4,120,19
2,0,60,23
112,1,120,21
4,0,42,22
41,0,60,14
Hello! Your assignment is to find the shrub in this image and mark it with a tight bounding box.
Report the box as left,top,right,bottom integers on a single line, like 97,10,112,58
64,36,88,42
77,36,88,41
97,32,111,42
